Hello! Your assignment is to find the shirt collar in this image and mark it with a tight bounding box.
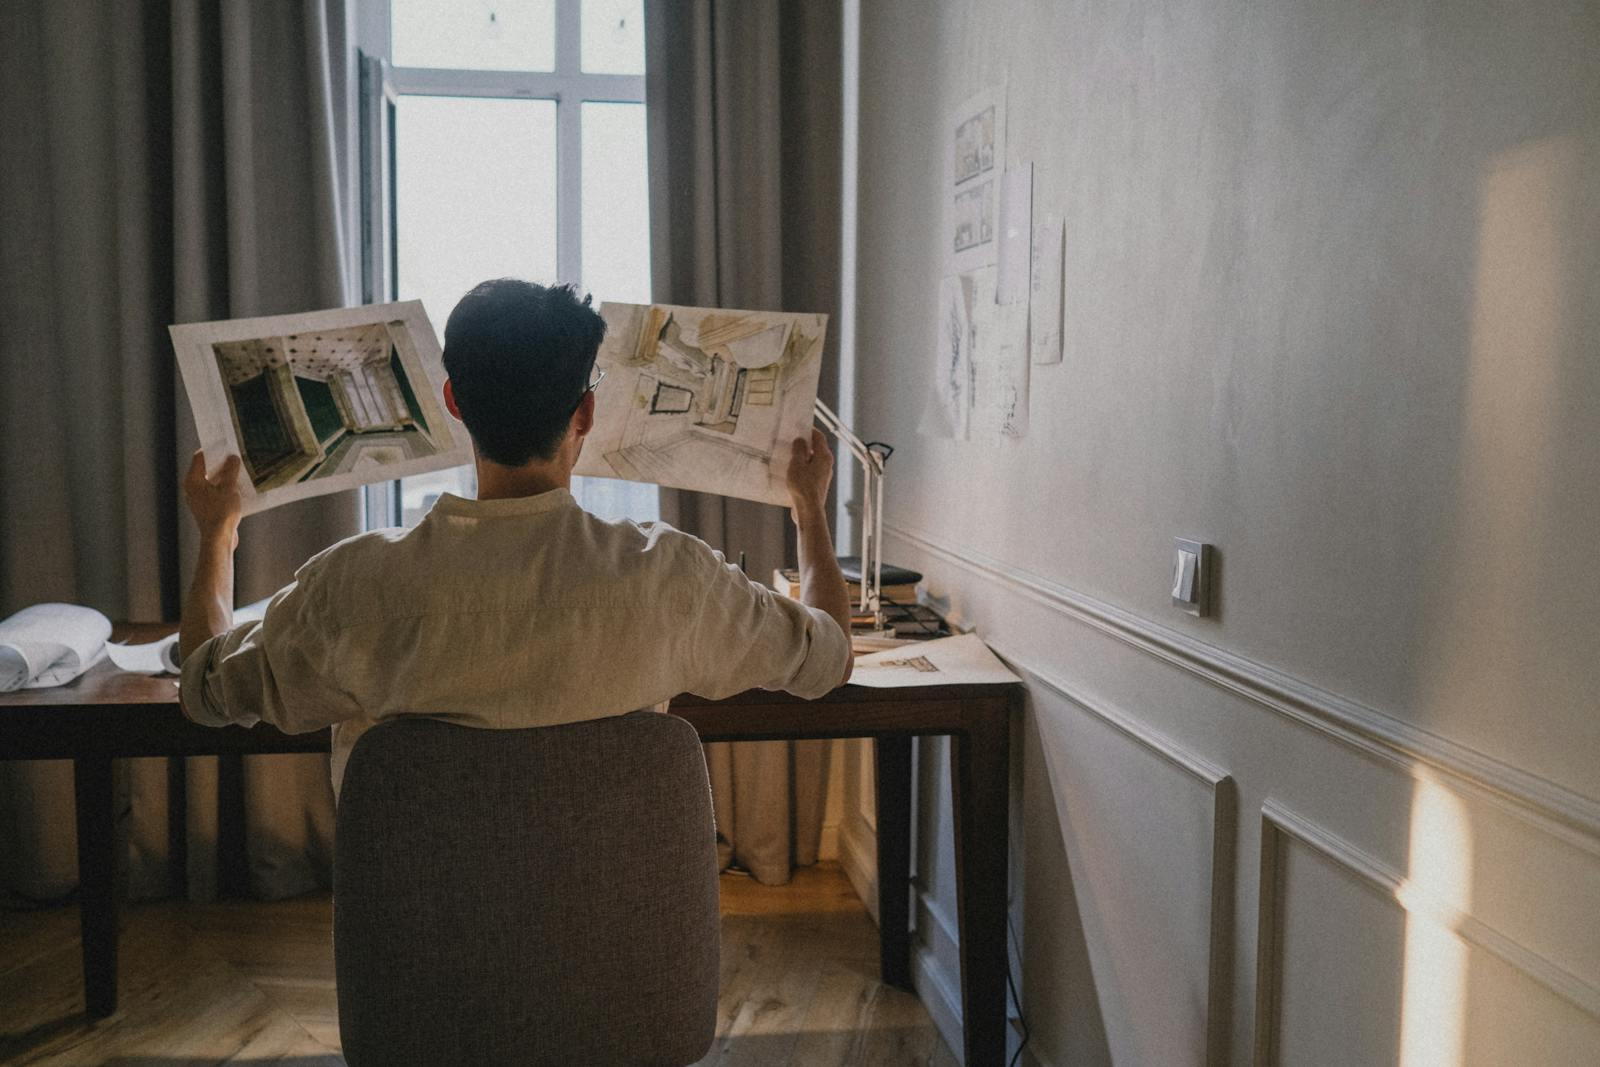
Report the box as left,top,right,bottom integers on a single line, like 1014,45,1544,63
428,489,576,519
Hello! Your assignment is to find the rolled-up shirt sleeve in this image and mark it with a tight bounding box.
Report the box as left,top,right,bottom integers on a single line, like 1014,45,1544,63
682,542,851,700
178,576,363,734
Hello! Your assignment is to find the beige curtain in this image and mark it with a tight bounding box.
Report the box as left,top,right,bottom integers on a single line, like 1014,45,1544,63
0,0,356,904
645,0,844,885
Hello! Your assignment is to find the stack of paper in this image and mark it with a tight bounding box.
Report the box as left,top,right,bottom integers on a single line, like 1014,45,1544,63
0,597,272,690
0,604,111,692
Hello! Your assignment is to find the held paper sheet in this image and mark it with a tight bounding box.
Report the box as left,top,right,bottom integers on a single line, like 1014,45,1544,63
849,633,1020,688
574,302,829,507
171,302,468,516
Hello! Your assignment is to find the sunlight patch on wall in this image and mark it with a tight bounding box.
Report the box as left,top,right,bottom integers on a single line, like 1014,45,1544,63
1397,772,1472,1067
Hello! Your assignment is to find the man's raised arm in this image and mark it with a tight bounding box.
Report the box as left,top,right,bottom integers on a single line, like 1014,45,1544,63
787,430,854,686
179,450,242,661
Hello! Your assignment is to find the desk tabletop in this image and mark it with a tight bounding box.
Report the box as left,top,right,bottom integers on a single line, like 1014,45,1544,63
0,623,1018,759
0,622,1020,714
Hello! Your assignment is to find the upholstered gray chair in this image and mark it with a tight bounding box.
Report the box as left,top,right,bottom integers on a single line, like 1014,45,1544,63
334,712,720,1067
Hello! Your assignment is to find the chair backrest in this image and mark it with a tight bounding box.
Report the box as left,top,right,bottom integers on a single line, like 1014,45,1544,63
334,712,719,1067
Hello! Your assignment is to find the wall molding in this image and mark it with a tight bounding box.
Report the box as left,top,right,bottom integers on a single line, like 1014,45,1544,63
886,519,1600,854
913,930,967,1065
838,812,878,925
1252,800,1600,1064
1024,670,1238,1067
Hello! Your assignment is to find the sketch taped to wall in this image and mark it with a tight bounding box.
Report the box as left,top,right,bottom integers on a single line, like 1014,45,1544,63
947,86,1006,274
920,274,973,439
574,302,829,506
171,301,468,515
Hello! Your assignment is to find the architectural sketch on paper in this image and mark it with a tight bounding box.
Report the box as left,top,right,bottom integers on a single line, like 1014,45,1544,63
946,87,1006,273
211,321,447,491
172,301,467,515
574,302,828,506
935,274,972,439
953,104,996,184
954,180,995,254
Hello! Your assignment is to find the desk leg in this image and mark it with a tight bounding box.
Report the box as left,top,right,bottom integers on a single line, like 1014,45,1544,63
874,735,913,990
217,752,249,898
951,716,1010,1067
73,756,118,1018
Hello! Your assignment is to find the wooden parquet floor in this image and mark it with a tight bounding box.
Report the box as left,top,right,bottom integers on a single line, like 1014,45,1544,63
0,863,954,1067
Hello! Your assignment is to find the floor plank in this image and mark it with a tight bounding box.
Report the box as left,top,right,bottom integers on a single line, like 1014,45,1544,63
0,862,951,1066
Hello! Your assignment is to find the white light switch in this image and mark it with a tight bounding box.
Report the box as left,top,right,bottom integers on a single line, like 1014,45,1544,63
1172,550,1198,602
1171,539,1211,617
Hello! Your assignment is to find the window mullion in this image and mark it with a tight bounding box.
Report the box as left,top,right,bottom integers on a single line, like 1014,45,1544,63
555,0,583,287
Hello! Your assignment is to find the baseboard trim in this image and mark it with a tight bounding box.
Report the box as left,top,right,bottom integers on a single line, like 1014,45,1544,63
913,933,966,1065
886,519,1600,853
838,816,878,923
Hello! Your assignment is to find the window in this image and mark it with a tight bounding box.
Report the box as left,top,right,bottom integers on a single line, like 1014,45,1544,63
360,0,656,529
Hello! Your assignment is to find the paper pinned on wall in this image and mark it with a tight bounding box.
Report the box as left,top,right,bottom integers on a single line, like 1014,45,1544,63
966,266,998,364
995,163,1033,306
919,274,973,440
1030,213,1064,365
946,86,1006,274
973,299,1030,439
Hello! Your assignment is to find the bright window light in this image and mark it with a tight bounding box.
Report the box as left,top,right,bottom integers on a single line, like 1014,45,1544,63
392,0,556,72
377,0,657,528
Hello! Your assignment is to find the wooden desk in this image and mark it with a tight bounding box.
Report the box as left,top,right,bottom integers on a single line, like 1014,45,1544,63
0,623,1020,1066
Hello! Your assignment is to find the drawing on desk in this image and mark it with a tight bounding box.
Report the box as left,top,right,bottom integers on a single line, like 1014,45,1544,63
879,655,938,673
574,301,829,506
851,634,1021,688
172,302,467,515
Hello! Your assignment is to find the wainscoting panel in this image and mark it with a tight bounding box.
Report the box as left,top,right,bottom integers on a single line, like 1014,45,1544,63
1029,682,1237,1066
1254,803,1600,1066
871,521,1600,1066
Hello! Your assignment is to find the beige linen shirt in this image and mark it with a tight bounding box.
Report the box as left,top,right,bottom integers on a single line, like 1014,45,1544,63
179,489,850,793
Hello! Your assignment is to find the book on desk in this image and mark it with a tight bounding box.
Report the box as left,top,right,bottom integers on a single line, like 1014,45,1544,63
771,568,950,642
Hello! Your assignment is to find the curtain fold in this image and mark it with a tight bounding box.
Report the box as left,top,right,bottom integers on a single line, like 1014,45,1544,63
0,0,355,905
645,0,844,885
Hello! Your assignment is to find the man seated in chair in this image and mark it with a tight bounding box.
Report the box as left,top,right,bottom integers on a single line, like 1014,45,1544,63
177,279,853,794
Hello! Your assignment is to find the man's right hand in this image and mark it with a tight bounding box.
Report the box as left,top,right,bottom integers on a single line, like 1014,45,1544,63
786,430,835,524
185,450,243,548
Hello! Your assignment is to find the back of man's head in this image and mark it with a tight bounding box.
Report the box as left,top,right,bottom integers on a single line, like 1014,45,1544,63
442,279,607,466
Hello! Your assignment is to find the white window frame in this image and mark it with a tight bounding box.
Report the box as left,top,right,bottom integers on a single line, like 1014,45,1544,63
357,0,646,527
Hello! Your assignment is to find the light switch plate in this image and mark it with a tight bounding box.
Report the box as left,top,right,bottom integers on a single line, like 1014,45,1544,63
1172,539,1211,617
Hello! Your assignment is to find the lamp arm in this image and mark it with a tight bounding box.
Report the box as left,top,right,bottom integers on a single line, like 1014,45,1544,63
813,398,887,623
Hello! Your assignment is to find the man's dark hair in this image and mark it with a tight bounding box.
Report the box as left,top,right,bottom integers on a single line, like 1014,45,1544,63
442,279,607,466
